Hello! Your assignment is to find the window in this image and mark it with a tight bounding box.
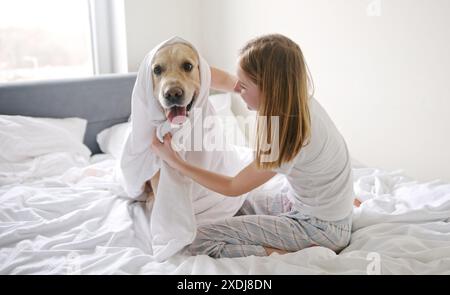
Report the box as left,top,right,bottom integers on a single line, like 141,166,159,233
0,0,94,82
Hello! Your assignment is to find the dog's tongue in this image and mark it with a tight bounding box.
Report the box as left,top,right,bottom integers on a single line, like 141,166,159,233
167,106,187,124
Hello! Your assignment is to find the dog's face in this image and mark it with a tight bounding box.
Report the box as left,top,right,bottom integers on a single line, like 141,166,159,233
151,43,200,124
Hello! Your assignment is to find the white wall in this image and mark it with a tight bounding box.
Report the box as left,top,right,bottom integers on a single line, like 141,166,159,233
124,0,450,182
124,0,201,71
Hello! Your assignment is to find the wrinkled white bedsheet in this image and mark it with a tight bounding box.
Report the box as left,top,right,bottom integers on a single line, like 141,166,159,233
1,154,449,274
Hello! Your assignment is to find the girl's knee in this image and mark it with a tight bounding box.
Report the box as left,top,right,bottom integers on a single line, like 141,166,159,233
188,237,224,258
188,225,221,257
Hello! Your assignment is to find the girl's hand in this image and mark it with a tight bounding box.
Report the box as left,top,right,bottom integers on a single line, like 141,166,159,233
150,130,183,168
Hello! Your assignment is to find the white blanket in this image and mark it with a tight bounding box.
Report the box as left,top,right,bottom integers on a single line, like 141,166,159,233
117,37,246,261
1,153,449,274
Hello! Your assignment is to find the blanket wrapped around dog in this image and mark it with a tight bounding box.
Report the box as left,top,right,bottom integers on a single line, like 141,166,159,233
117,36,247,261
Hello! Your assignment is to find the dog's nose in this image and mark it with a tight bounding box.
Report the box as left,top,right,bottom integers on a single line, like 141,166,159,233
164,87,184,100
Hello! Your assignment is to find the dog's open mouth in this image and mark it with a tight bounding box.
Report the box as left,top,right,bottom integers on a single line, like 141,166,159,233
165,96,195,125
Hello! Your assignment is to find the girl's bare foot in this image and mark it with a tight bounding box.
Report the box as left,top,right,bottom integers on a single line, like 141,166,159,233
264,246,289,255
353,198,362,207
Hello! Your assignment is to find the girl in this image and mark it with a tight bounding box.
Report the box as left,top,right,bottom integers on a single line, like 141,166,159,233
151,34,355,258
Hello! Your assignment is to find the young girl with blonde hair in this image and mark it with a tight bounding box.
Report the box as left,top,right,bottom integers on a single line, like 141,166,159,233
152,34,355,258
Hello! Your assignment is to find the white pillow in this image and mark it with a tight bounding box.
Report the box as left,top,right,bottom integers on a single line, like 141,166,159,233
208,93,248,147
226,92,258,145
96,122,130,159
208,92,234,116
34,117,87,143
0,115,90,162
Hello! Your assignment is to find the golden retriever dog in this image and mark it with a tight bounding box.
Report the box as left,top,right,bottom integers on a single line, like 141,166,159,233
145,43,201,199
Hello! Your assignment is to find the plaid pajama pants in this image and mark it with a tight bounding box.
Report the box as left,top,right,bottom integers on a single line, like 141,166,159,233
188,190,352,258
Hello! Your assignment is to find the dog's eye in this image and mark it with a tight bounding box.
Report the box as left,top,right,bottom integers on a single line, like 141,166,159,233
153,65,162,76
183,62,193,72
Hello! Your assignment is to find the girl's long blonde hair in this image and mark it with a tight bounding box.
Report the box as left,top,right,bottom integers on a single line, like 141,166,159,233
239,34,313,169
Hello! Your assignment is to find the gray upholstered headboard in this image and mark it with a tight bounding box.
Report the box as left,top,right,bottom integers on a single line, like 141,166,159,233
0,73,137,154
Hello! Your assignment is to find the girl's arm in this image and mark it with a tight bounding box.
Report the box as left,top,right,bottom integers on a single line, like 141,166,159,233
151,132,276,197
210,66,239,93
176,158,276,197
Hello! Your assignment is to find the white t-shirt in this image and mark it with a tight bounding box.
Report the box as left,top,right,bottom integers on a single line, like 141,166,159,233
273,97,355,221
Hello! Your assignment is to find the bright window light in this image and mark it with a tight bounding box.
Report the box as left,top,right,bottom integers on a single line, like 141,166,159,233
0,0,94,82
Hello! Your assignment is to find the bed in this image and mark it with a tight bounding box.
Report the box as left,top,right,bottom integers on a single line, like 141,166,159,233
1,74,449,274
